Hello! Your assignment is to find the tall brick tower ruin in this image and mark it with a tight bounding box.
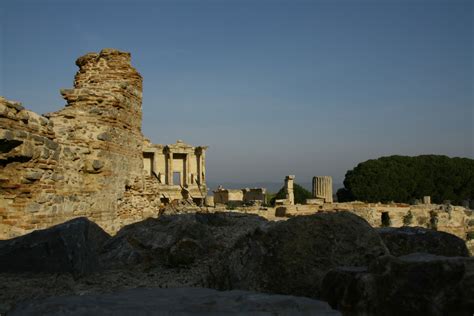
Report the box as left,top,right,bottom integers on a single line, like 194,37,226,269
0,49,146,238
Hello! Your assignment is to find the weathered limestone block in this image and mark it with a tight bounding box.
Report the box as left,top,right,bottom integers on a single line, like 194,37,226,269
205,195,215,207
423,196,431,204
306,198,325,205
213,188,244,205
242,188,266,204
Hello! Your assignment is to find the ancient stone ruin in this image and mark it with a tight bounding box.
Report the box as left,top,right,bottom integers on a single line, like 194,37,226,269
1,48,473,258
1,49,473,316
213,186,266,206
142,139,208,204
0,49,207,239
285,175,295,205
312,176,333,203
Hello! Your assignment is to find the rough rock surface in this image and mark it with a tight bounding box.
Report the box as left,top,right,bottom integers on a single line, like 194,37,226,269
100,212,268,270
278,202,474,253
0,217,110,276
2,213,473,315
9,287,340,316
377,226,470,257
321,253,474,315
101,214,215,269
0,213,270,313
208,211,389,298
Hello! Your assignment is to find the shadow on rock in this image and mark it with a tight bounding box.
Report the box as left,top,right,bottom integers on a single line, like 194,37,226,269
99,212,268,270
207,211,389,298
377,226,470,257
9,287,341,316
322,253,474,315
0,217,110,277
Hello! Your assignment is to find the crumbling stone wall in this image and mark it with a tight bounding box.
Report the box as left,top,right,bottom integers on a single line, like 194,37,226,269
116,174,163,223
0,97,60,237
243,188,266,204
213,189,244,205
0,49,146,238
272,202,474,254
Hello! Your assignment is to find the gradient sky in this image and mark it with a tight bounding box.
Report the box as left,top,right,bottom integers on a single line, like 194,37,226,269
1,0,472,187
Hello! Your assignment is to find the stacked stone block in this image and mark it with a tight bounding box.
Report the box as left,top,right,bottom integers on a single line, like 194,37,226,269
0,49,146,238
285,175,295,205
0,97,61,237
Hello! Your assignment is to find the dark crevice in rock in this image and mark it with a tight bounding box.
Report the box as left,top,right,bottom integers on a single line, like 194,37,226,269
0,155,32,167
0,139,23,153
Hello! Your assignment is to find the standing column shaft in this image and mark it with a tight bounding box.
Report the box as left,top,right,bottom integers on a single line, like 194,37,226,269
285,175,295,205
201,150,206,184
197,153,202,184
185,154,190,186
312,176,333,203
168,153,174,185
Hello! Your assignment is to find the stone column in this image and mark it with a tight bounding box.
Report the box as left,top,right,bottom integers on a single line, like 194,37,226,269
167,152,174,185
201,150,206,184
423,196,431,204
285,175,295,205
312,176,333,203
196,153,202,185
185,153,190,186
197,152,202,185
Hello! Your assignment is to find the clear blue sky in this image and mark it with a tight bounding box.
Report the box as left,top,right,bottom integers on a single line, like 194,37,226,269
1,0,472,188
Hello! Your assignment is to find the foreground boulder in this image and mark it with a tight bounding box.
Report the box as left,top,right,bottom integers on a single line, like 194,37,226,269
322,253,474,315
208,211,389,298
9,287,341,315
0,217,110,276
377,226,469,257
100,212,267,270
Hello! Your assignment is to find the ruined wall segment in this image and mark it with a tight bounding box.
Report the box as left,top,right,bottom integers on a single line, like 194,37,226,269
0,97,61,237
53,48,143,176
273,201,474,254
243,188,266,205
56,48,143,154
48,48,145,232
0,49,146,238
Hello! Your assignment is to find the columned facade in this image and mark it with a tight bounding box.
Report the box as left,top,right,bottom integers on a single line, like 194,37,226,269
143,140,208,203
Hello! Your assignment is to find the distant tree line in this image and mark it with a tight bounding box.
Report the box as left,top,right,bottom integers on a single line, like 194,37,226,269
337,155,474,205
270,184,312,206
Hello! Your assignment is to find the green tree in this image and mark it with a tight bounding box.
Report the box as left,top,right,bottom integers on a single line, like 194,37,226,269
337,155,474,205
270,183,312,205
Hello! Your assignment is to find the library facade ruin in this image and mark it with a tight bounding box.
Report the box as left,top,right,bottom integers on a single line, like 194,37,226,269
143,139,208,204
